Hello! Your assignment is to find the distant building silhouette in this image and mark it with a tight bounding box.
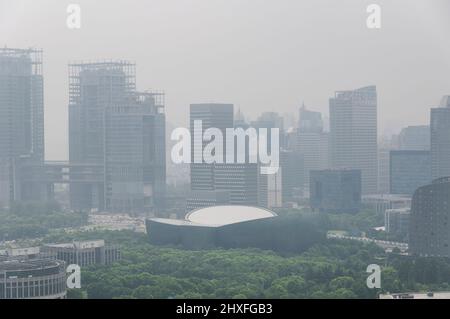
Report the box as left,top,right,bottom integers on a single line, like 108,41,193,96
398,125,430,151
389,150,431,195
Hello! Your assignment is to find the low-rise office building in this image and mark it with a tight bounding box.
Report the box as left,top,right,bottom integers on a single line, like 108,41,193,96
42,240,121,267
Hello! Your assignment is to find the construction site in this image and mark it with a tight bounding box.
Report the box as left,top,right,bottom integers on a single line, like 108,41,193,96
0,49,166,214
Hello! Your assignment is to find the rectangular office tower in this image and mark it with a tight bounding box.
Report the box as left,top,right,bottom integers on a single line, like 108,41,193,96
188,104,270,210
189,103,234,191
69,61,166,213
390,150,431,195
0,48,45,207
310,169,362,214
329,86,378,195
431,96,450,180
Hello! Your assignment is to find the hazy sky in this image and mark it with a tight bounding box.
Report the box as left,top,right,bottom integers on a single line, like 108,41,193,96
1,0,449,160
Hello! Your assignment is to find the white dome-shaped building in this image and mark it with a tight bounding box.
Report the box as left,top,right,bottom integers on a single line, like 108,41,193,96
146,205,278,249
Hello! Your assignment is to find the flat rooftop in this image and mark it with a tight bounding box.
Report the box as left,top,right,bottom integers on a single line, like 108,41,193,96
44,240,105,250
0,259,61,272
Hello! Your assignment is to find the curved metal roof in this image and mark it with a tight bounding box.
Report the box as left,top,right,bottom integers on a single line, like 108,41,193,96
185,205,277,227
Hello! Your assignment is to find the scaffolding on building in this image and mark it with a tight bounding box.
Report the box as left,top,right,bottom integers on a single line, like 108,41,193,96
68,60,136,106
0,47,43,75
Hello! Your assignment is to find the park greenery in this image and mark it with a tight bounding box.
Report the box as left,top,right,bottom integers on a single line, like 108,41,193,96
44,229,450,299
3,202,450,298
0,201,88,241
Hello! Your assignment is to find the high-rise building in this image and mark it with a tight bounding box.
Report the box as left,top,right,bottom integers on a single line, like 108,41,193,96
68,61,166,213
0,48,45,207
296,105,329,190
409,177,450,257
310,169,362,214
187,106,283,210
189,103,234,191
214,163,260,206
398,125,430,151
187,103,261,210
389,150,431,195
431,96,450,180
329,86,378,195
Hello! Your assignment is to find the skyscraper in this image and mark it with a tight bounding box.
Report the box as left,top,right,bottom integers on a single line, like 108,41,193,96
431,96,450,180
187,105,280,210
329,86,378,195
0,48,45,207
69,61,166,213
189,103,234,191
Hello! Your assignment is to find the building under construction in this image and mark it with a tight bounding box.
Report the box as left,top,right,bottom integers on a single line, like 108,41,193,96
0,48,45,207
68,61,166,213
0,49,166,214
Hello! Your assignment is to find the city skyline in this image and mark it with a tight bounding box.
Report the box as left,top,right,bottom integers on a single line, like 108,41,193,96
2,1,450,302
2,0,450,160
